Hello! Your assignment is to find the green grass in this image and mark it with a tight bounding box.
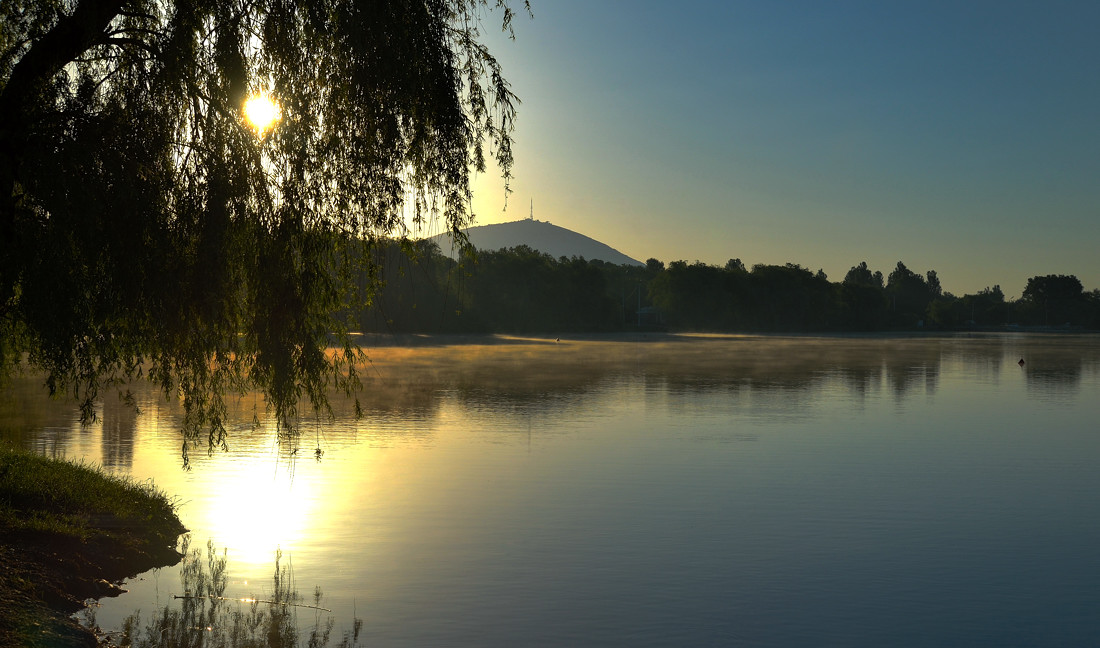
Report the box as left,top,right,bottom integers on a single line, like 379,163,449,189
0,445,187,647
0,444,183,544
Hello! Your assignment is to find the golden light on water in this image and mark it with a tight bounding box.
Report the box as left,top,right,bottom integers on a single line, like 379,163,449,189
243,93,281,134
198,453,316,569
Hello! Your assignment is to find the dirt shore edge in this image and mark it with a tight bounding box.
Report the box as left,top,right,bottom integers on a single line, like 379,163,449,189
0,528,185,647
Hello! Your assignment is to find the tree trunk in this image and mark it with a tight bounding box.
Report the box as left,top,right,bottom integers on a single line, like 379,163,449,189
0,0,127,308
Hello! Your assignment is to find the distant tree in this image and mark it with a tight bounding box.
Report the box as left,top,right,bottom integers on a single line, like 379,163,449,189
926,270,942,297
725,258,747,273
468,246,554,332
0,0,529,449
1022,274,1083,305
648,261,732,330
843,261,882,289
354,239,469,334
839,262,886,330
981,285,1005,301
1087,290,1100,329
745,263,835,330
1020,274,1086,325
457,247,621,333
974,285,1007,325
560,258,619,331
885,262,934,326
593,260,652,328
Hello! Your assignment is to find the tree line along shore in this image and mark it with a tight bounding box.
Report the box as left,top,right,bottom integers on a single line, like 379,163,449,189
352,240,1100,335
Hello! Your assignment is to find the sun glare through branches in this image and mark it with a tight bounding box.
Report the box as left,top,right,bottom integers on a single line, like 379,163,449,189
243,93,281,134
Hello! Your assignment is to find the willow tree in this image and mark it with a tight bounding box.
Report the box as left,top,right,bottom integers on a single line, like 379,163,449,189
0,0,527,451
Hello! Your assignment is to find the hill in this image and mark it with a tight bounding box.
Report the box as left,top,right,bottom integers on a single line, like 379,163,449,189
427,219,643,266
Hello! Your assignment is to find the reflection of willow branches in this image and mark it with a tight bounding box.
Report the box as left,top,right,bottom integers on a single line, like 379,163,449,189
120,538,362,648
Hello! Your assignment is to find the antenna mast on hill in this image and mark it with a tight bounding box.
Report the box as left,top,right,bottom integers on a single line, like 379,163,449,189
529,198,533,221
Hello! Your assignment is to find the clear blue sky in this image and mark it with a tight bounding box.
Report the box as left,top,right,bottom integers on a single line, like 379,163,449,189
460,1,1100,297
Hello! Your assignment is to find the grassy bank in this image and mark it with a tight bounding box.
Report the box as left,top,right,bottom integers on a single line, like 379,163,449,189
0,445,186,647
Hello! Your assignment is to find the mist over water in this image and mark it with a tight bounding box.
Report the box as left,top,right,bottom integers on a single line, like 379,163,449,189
4,333,1100,647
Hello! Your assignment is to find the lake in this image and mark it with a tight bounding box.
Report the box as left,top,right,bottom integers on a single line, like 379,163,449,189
3,333,1100,647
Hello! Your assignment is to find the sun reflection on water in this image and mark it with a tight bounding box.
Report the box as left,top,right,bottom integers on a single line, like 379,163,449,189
189,442,320,570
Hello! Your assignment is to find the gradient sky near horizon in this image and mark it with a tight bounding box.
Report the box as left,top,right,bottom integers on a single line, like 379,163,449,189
456,1,1100,298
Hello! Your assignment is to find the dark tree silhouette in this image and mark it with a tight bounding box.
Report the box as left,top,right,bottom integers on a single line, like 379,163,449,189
1,0,528,449
839,262,887,330
1021,274,1086,325
725,258,746,273
327,247,1097,335
886,261,933,326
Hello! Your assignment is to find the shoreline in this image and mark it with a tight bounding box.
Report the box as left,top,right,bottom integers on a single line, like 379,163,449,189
345,328,1100,350
0,447,186,647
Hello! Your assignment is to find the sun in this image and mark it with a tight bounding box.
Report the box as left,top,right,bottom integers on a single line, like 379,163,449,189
243,93,281,134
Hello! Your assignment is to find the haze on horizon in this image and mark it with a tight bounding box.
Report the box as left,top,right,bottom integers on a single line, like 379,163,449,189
453,1,1100,299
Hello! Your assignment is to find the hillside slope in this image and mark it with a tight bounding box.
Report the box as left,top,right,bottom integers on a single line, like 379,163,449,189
428,219,643,266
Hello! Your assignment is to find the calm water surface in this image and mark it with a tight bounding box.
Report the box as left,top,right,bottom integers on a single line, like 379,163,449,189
3,333,1100,647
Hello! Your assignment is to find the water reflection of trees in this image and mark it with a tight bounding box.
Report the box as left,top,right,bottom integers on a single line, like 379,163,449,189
381,335,957,406
115,538,361,648
5,334,1100,452
637,336,950,403
1026,369,1081,404
1013,335,1100,404
99,393,137,470
0,375,80,453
